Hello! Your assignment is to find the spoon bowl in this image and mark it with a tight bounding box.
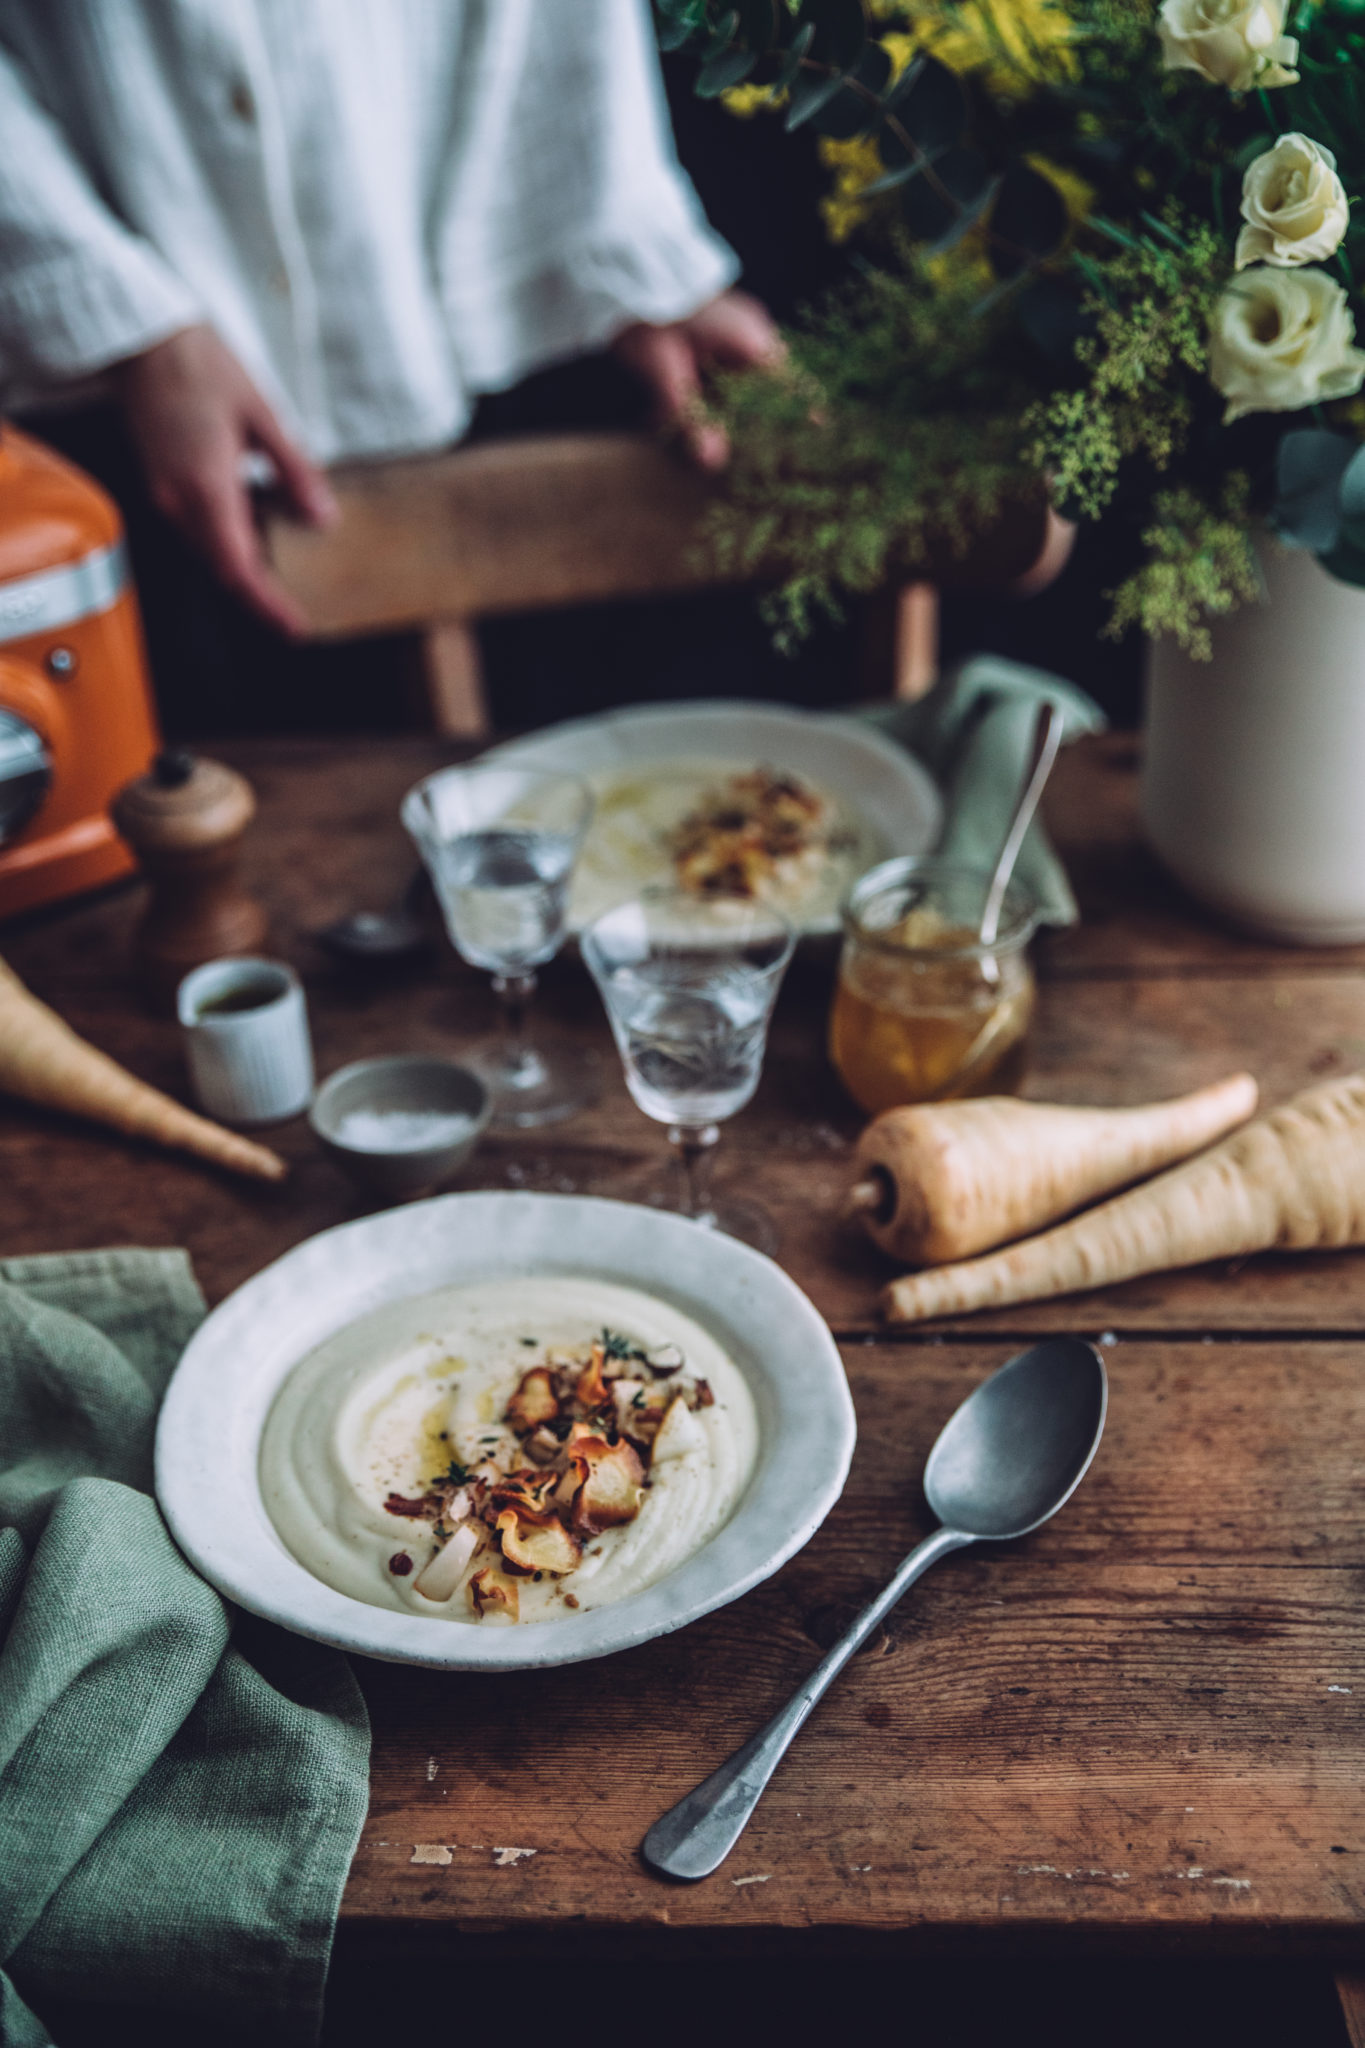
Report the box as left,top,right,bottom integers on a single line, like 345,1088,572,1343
317,869,431,962
925,1335,1107,1539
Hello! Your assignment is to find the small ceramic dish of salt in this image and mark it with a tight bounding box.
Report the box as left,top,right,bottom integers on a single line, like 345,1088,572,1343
310,1055,491,1200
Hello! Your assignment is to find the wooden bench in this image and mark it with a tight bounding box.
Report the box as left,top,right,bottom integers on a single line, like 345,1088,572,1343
267,430,1058,734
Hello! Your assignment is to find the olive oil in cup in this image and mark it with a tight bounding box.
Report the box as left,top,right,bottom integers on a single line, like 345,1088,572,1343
830,859,1037,1113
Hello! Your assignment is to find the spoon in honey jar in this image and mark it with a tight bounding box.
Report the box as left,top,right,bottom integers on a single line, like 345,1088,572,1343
642,1336,1107,1882
978,700,1066,959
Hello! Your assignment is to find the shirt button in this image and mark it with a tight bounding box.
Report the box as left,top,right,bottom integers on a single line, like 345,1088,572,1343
229,80,256,122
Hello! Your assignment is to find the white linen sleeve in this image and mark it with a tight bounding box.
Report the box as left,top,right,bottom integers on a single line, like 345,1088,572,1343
557,0,739,330
0,40,202,391
439,0,740,394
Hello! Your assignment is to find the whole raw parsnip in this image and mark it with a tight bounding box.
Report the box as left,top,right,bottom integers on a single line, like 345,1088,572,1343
882,1071,1365,1323
0,956,285,1182
848,1073,1258,1267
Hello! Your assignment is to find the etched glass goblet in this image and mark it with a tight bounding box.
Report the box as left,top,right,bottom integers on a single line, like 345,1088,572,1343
402,764,595,1129
582,888,795,1252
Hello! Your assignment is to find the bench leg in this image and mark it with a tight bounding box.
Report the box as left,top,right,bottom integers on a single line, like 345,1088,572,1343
423,620,490,739
894,582,939,702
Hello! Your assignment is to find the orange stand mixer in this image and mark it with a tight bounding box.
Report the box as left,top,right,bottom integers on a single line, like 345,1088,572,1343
0,422,160,918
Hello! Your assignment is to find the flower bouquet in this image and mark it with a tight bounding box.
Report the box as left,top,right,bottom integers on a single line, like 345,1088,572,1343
658,0,1365,657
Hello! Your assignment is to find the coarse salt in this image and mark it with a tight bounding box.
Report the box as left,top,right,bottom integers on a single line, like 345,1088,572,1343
333,1107,472,1152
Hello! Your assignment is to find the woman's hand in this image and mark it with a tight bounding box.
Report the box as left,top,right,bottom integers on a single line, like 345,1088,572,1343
613,290,785,470
110,323,337,635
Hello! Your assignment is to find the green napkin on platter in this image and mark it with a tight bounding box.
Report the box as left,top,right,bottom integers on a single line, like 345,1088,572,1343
861,654,1108,928
0,1249,369,2048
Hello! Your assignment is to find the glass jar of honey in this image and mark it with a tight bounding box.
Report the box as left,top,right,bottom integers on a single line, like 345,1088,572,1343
830,858,1037,1113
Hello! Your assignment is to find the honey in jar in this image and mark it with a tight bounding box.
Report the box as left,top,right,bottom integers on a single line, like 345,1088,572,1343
830,860,1037,1114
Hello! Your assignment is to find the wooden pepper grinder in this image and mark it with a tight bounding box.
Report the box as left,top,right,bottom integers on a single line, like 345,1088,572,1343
112,750,269,1009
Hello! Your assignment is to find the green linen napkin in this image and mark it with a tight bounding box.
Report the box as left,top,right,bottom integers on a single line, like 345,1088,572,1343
0,1249,369,2048
862,654,1107,927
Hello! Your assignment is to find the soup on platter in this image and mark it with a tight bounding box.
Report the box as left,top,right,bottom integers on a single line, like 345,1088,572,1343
569,759,875,930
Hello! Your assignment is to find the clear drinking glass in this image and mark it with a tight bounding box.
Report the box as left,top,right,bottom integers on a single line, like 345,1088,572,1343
402,764,595,1129
582,888,795,1254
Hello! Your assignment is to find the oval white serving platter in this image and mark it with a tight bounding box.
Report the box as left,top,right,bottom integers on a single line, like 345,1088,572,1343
483,699,941,937
155,1193,856,1671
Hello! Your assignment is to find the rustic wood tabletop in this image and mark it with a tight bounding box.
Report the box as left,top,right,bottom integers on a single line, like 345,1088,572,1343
4,730,1363,1967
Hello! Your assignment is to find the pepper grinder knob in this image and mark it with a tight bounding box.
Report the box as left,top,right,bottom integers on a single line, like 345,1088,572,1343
111,750,270,1009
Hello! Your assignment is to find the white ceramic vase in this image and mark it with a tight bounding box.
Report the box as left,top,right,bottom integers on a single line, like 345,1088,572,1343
1142,537,1365,944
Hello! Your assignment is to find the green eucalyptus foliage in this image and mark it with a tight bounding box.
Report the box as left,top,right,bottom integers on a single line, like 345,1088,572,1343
659,0,1365,652
658,0,1073,272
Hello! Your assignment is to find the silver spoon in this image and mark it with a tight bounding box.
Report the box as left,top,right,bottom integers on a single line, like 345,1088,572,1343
317,867,431,962
642,1336,1107,1882
978,700,1065,952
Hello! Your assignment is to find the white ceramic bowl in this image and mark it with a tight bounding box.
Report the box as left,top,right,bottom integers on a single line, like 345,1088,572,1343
483,699,941,937
309,1054,491,1200
155,1193,856,1670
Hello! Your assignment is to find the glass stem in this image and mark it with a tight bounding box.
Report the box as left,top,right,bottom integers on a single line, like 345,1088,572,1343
669,1122,720,1222
491,971,538,1082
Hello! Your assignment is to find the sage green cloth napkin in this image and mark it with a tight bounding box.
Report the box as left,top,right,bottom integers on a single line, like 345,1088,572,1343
862,654,1107,927
0,1249,370,2048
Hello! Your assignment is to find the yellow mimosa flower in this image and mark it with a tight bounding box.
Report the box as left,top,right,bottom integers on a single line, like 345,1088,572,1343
720,82,782,117
890,0,1076,91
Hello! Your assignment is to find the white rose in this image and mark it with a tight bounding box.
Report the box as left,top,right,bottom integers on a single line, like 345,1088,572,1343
1236,134,1350,269
1158,0,1298,90
1209,267,1365,423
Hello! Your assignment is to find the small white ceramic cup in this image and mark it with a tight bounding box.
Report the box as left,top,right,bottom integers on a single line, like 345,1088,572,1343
177,957,314,1124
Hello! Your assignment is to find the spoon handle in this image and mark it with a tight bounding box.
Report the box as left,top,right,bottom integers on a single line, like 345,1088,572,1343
641,1525,974,1882
979,701,1065,949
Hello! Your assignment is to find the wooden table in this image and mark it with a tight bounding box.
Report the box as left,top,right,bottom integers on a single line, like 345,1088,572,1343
4,732,1364,1971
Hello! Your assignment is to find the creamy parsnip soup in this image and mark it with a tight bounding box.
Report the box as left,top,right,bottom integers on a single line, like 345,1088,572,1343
259,1277,758,1626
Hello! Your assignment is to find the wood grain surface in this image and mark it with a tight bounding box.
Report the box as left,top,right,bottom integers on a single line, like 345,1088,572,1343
2,730,1363,1958
265,435,1053,638
347,1339,1365,1957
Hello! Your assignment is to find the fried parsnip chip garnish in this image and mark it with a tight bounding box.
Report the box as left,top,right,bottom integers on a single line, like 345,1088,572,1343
495,1507,583,1577
670,767,830,900
469,1564,520,1622
575,1341,611,1413
566,1433,646,1535
505,1366,560,1436
489,1467,562,1517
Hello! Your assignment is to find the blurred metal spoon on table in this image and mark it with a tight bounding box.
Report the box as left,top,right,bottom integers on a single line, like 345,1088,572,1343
642,1335,1107,1882
316,866,431,962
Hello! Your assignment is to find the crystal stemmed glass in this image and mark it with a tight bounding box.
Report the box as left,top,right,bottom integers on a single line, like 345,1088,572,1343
402,764,596,1129
581,888,796,1253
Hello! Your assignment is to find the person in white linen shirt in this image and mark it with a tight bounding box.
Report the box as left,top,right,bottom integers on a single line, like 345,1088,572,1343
0,0,782,635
